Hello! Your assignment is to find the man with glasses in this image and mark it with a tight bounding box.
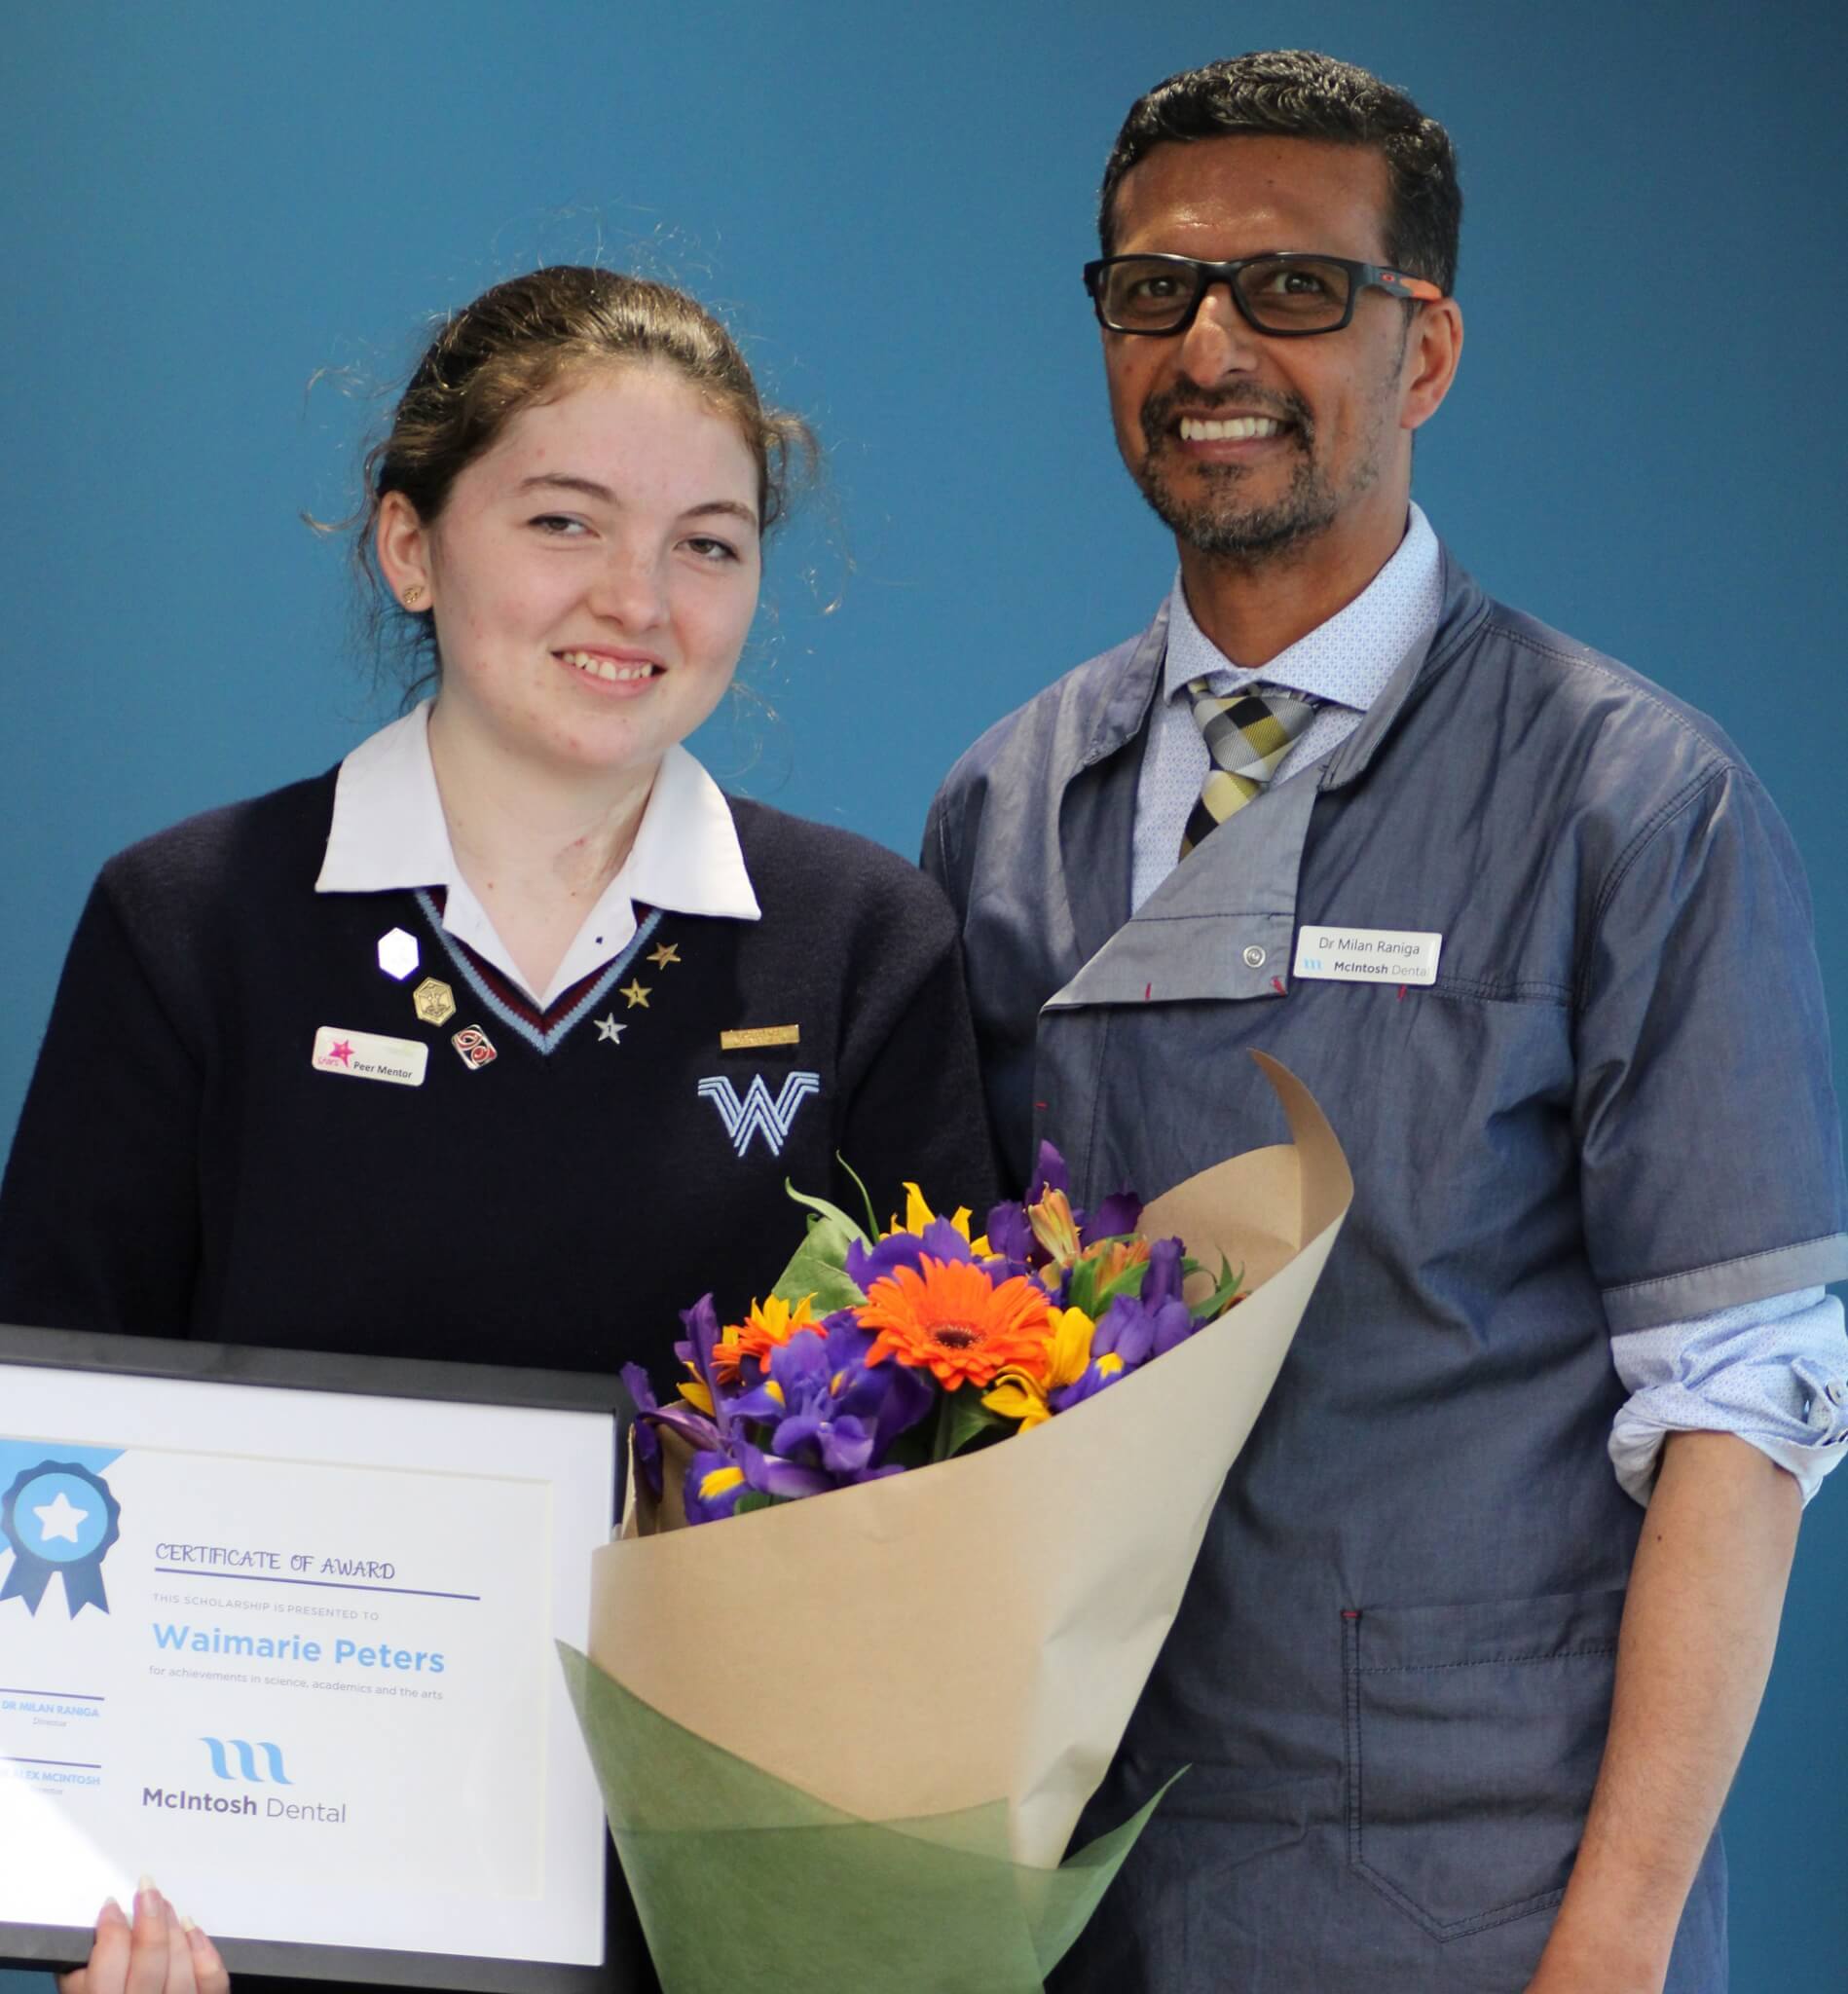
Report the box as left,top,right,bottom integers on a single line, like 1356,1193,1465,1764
925,49,1846,1994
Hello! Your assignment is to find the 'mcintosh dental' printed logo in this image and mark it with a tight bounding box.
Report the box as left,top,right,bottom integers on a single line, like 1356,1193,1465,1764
141,1738,348,1825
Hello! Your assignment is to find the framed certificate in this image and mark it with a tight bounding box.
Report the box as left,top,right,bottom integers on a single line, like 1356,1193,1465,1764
0,1320,628,1989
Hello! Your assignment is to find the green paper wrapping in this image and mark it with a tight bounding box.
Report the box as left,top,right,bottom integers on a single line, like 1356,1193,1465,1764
558,1643,1171,1993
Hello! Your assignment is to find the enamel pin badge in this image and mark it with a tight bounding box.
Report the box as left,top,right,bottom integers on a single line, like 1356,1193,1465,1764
413,978,457,1027
451,1025,499,1070
720,1024,800,1052
377,928,420,980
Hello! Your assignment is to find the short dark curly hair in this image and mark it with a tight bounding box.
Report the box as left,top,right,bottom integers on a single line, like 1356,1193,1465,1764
1097,50,1462,295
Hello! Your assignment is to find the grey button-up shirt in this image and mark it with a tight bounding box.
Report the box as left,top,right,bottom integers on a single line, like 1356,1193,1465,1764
924,545,1848,1992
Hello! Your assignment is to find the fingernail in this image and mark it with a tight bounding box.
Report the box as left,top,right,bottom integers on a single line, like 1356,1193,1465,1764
184,1920,214,1955
135,1875,160,1912
179,1912,198,1934
98,1897,127,1924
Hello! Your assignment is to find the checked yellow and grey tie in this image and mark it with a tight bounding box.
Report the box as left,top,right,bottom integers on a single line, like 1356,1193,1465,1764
1179,677,1319,860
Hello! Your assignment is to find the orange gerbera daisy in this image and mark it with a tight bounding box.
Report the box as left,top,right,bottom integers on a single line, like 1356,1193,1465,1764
710,1294,820,1385
859,1257,1053,1390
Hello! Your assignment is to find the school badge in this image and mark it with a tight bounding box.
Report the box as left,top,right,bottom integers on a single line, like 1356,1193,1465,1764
696,1071,821,1159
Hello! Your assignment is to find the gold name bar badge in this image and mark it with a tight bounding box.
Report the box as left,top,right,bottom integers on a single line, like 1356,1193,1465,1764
721,1024,801,1051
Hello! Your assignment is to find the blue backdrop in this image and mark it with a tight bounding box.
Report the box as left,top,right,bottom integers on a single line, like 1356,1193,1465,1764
3,4,1842,1988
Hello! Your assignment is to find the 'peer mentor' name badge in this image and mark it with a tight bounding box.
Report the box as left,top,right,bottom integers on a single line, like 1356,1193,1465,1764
311,1025,429,1087
1292,926,1443,986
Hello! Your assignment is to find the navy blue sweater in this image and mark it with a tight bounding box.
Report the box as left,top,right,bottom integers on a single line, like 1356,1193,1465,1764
0,768,996,1375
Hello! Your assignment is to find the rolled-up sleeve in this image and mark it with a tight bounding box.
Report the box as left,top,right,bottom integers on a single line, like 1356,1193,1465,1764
1608,1286,1848,1505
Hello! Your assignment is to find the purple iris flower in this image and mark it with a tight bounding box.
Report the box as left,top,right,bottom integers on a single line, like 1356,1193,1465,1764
738,1441,834,1501
1024,1142,1070,1205
1002,1144,1142,1269
845,1215,976,1291
673,1294,733,1437
821,1317,934,1460
1091,1293,1157,1370
620,1362,664,1501
1088,1190,1144,1242
733,1327,928,1483
982,1199,1036,1270
1141,1237,1184,1308
684,1446,749,1523
1050,1361,1126,1414
1137,1239,1197,1356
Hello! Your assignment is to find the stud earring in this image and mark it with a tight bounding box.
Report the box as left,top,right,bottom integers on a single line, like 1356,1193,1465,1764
403,585,426,609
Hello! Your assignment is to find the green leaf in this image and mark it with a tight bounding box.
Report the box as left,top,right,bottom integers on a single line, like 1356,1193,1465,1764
1191,1254,1245,1324
732,1491,777,1516
769,1180,874,1310
1065,1256,1101,1319
771,1237,868,1313
931,1390,1009,1463
834,1153,881,1243
784,1181,873,1249
1094,1259,1157,1310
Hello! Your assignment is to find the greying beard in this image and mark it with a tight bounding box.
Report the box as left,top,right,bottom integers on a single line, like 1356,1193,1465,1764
1139,453,1345,560
1131,383,1346,561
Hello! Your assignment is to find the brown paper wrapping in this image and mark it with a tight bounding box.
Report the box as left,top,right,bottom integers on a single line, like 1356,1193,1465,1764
589,1052,1351,1867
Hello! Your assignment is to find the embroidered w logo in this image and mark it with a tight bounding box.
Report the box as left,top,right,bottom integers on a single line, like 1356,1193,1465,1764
696,1071,822,1158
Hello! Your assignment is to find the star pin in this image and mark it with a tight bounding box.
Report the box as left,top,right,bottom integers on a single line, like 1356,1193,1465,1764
647,942,681,969
594,1014,626,1045
619,979,651,1009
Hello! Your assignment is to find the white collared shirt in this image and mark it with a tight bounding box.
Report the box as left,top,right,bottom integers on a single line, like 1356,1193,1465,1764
315,703,759,1010
1130,502,1444,909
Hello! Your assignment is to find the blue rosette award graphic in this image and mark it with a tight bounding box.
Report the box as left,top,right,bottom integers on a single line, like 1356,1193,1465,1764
0,1449,123,1617
0,1366,615,1989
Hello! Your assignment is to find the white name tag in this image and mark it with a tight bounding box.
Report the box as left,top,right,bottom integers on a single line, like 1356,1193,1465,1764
311,1025,428,1088
1293,926,1443,986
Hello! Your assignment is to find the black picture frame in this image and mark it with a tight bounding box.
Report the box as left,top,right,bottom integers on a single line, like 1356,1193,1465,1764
0,1319,634,1991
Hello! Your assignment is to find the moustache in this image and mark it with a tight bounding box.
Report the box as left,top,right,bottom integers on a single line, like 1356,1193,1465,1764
1139,385,1313,450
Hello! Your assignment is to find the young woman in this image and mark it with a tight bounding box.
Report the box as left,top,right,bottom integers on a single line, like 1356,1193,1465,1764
1,266,995,1991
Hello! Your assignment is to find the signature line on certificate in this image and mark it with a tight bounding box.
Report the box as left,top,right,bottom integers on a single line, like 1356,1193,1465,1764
153,1567,481,1602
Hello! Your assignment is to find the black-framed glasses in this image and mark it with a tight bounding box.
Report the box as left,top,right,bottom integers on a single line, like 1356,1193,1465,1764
1082,252,1445,337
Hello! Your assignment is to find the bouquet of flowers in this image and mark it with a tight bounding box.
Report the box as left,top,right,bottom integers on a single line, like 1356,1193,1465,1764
559,1053,1351,1993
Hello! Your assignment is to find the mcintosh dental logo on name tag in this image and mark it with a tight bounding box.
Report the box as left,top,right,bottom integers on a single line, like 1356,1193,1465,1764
1292,926,1443,986
311,1026,429,1087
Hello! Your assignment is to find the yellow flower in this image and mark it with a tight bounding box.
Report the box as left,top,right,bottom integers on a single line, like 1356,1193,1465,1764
981,1306,1095,1430
981,1369,1052,1429
679,1376,716,1417
889,1182,977,1243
